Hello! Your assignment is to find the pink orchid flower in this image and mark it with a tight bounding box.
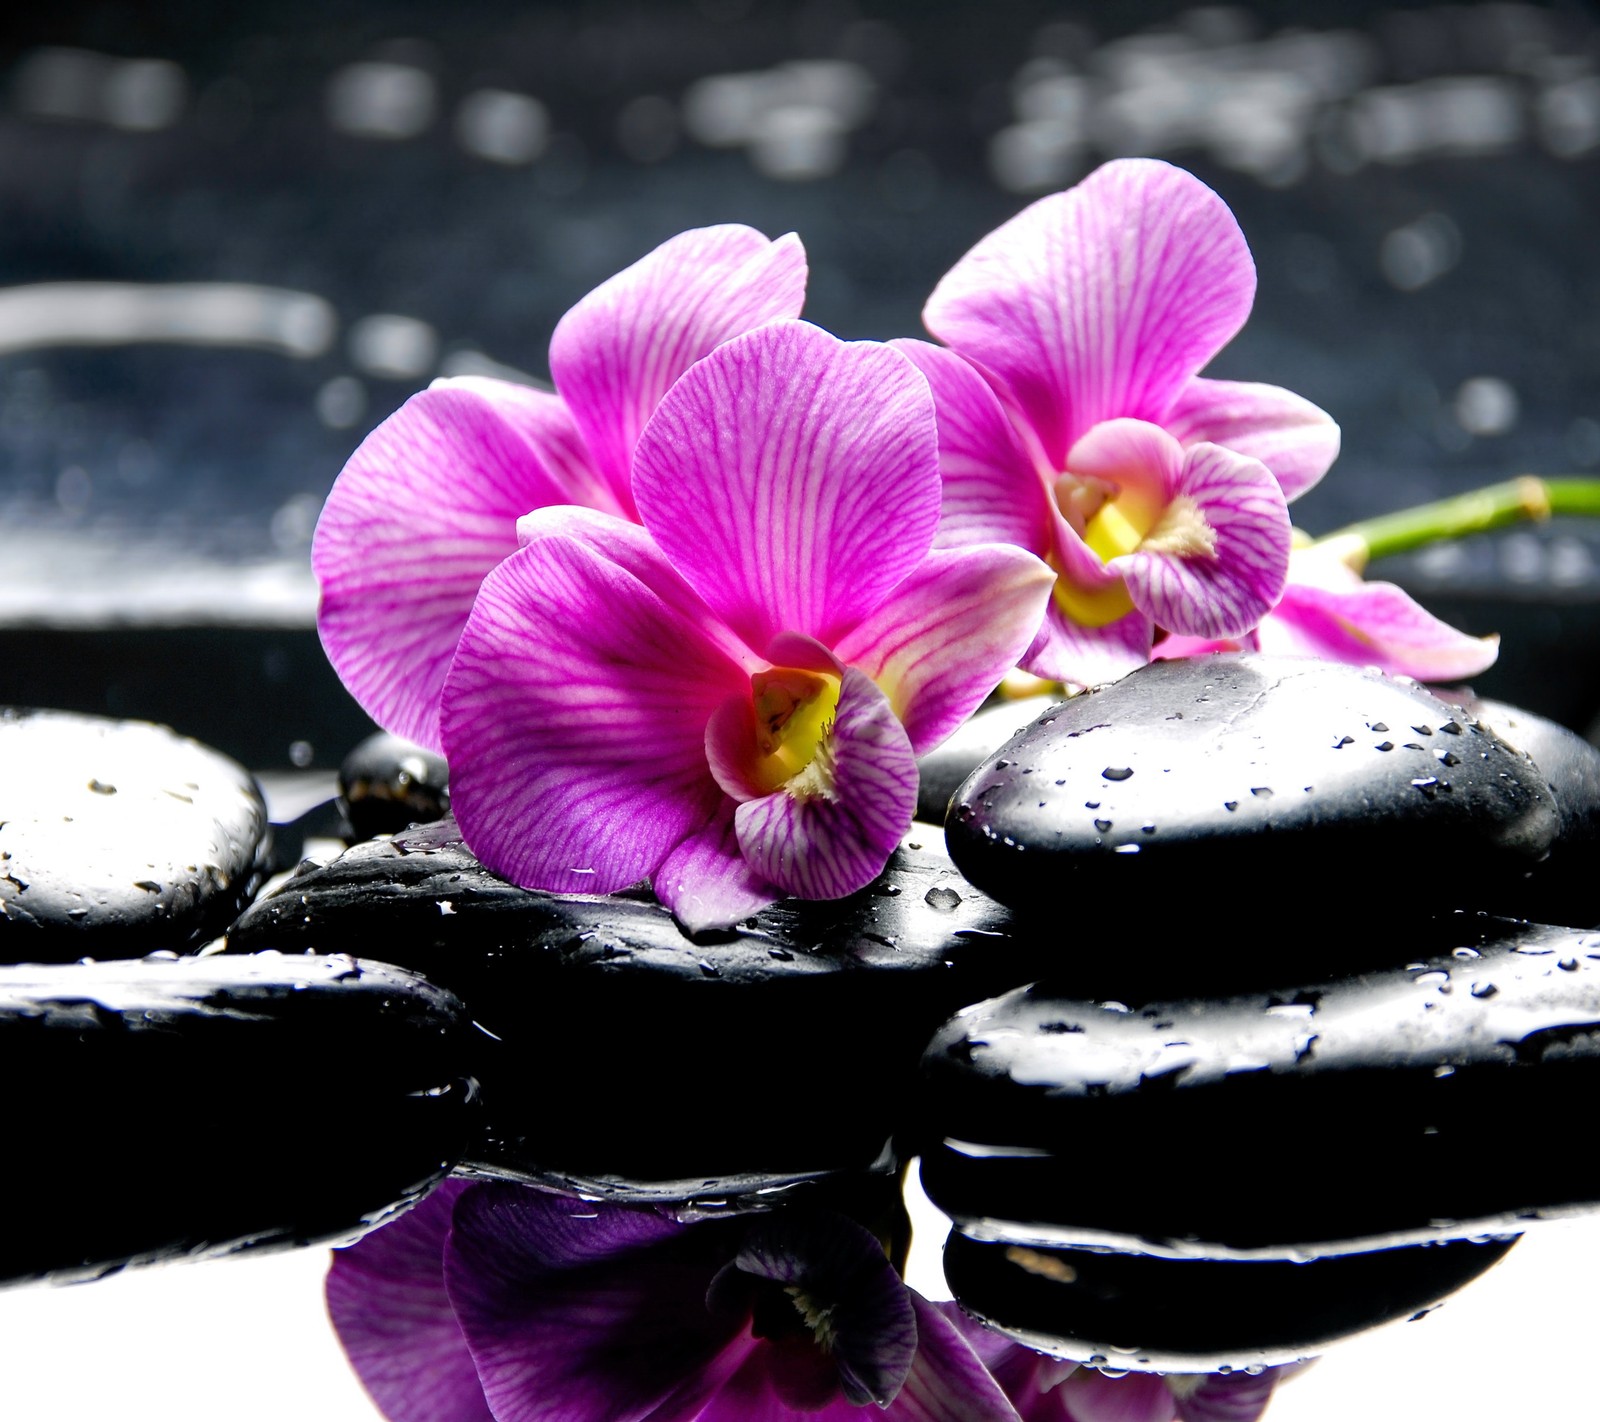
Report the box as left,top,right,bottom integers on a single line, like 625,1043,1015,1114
897,157,1339,689
1156,545,1500,680
942,1304,1295,1422
439,319,1054,931
313,224,807,751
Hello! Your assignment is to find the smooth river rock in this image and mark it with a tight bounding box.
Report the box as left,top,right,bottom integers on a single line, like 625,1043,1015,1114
338,731,451,841
1468,697,1600,928
941,1231,1516,1373
944,656,1564,984
0,952,474,1287
916,695,1057,826
227,819,1047,1199
918,917,1600,1260
0,709,271,962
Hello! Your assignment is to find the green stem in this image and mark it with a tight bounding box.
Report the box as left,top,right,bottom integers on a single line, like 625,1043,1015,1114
1312,477,1600,572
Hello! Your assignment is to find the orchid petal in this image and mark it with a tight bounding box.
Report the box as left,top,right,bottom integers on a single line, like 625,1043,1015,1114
447,376,628,516
1261,577,1499,679
924,158,1255,471
441,536,747,896
445,1187,747,1422
1024,601,1154,689
1063,418,1185,512
1164,378,1341,503
1058,1369,1176,1422
891,338,1054,555
326,1181,493,1422
693,1341,847,1422
1153,631,1259,660
736,1210,917,1407
885,1295,1026,1422
1173,1369,1283,1422
653,798,780,933
735,668,919,901
314,380,604,752
1113,443,1291,641
550,226,807,518
834,546,1055,756
633,321,942,652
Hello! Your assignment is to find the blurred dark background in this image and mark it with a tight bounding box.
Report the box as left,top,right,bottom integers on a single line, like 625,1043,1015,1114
1,0,1597,767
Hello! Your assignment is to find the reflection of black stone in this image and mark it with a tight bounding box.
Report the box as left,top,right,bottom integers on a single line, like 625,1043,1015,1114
0,952,474,1287
226,818,1047,1198
0,708,271,962
338,730,450,840
919,918,1600,1260
942,1231,1516,1373
944,656,1580,991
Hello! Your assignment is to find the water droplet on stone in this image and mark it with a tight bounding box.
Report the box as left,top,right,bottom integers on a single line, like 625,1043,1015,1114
1250,786,1273,798
1376,741,1395,752
1094,818,1113,833
1334,735,1354,748
925,886,962,912
1471,980,1498,999
1102,766,1134,782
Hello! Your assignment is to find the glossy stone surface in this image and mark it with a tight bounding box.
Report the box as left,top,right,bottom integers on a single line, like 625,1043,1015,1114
1468,697,1600,929
915,695,1057,826
0,708,271,962
942,1232,1516,1373
0,952,473,1286
945,656,1562,984
338,731,450,841
919,917,1600,1260
227,819,1046,1197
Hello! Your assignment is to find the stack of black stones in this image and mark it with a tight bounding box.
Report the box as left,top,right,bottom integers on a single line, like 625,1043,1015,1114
5,650,1600,1380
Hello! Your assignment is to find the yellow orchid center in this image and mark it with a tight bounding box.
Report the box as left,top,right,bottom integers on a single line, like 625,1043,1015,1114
1049,472,1217,628
749,666,842,796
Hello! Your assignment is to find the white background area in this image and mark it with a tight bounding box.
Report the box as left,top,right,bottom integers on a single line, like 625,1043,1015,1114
0,1184,1591,1421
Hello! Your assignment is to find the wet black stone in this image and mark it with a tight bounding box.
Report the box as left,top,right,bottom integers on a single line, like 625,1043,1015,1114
916,695,1057,827
1467,697,1600,929
338,731,451,841
226,819,1048,1199
0,952,474,1287
0,708,271,962
918,917,1600,1260
945,655,1562,987
942,1233,1516,1373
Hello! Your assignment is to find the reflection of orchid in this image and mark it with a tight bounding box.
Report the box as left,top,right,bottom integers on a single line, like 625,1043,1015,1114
440,319,1052,930
1156,545,1499,680
314,225,807,750
901,157,1338,688
328,1183,1022,1422
943,1306,1292,1422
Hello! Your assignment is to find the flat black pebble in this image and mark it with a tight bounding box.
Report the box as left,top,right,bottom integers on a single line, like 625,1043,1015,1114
339,731,451,840
227,819,1047,1199
945,655,1560,986
916,695,1057,826
919,917,1600,1259
1468,697,1600,928
0,952,474,1286
0,708,271,962
942,1232,1515,1373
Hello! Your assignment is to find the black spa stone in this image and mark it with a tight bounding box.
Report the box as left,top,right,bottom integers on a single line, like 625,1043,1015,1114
916,695,1057,827
0,708,271,962
941,1232,1516,1374
945,655,1561,982
226,819,1048,1200
918,917,1600,1261
0,952,474,1287
339,731,451,841
1467,698,1600,929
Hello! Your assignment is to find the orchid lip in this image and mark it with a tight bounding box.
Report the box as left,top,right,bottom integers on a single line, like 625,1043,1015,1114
748,665,841,796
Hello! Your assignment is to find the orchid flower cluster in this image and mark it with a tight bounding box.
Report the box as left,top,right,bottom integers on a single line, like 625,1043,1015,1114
314,157,1494,935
